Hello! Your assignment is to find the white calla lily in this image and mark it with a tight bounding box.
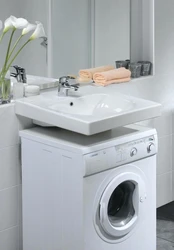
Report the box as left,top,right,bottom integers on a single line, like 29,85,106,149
29,21,45,40
3,16,28,33
22,23,36,36
3,15,17,33
12,17,28,29
0,16,46,82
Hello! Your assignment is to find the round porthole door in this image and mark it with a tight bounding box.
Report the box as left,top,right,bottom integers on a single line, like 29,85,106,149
99,172,146,239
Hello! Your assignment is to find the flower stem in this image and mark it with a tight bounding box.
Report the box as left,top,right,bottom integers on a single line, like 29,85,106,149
8,34,23,60
0,32,5,43
5,39,30,74
2,28,16,74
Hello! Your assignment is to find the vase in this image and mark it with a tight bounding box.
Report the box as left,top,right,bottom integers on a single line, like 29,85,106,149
0,74,11,104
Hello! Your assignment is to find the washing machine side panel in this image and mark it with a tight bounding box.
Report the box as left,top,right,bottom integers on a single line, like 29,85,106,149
137,155,157,246
21,138,84,250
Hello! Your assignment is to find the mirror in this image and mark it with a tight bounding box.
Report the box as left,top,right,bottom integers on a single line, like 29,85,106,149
51,0,130,78
9,0,154,78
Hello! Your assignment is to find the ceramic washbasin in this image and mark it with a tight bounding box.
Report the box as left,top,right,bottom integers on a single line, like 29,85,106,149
48,94,135,116
15,86,161,135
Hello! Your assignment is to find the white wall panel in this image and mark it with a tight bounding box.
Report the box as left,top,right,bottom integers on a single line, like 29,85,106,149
94,0,130,66
51,0,90,78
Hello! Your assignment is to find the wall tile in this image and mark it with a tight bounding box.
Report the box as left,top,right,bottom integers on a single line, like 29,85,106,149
0,145,20,190
157,172,173,208
0,104,19,148
157,136,172,175
154,113,172,138
134,112,173,139
0,187,18,231
18,185,22,224
0,226,19,250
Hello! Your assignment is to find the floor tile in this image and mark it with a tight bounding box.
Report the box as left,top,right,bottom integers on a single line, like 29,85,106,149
157,220,174,243
157,238,174,250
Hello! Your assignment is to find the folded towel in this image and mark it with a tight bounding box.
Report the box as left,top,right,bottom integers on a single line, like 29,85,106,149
94,77,131,86
93,68,131,86
79,65,115,80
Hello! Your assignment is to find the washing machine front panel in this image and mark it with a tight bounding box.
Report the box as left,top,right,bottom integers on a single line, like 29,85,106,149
84,134,157,177
93,165,147,243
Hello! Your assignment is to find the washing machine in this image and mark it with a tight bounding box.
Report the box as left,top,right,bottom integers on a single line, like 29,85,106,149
20,124,157,250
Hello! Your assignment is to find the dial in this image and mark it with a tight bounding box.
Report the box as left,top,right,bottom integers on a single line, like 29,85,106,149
147,142,155,153
130,147,137,157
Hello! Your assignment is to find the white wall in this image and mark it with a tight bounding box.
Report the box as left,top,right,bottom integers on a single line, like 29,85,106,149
0,0,21,69
0,0,48,76
51,0,90,78
17,0,48,76
130,0,143,62
131,0,154,73
94,0,130,66
51,0,130,76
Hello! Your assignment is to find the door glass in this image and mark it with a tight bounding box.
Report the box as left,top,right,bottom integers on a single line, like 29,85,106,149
107,181,135,227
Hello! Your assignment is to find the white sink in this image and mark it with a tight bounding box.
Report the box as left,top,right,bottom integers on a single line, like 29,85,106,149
48,94,135,116
15,86,161,135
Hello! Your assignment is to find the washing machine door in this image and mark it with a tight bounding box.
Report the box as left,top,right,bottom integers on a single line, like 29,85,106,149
99,171,146,238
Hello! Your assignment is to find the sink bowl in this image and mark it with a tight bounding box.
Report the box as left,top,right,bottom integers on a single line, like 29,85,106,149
49,94,135,116
15,86,161,135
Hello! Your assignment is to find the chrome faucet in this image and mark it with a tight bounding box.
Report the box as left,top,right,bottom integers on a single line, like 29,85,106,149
58,76,79,97
11,65,27,83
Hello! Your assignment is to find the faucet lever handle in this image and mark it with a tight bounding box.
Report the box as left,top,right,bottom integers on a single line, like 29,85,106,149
59,76,68,84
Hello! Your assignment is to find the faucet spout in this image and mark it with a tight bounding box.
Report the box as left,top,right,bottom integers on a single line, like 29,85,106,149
58,76,79,97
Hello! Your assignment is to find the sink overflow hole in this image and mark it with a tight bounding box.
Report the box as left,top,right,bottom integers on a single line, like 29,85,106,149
70,102,74,106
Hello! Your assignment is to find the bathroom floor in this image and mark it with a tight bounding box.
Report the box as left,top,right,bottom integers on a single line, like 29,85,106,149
157,202,174,250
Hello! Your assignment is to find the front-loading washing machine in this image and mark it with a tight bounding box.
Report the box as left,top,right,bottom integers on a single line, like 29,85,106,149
20,124,157,250
83,125,157,250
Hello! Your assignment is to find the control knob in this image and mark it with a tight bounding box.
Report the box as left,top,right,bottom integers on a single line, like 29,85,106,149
130,147,137,157
147,142,155,153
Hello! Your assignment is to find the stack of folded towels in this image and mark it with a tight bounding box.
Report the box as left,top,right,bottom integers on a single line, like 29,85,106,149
79,66,131,86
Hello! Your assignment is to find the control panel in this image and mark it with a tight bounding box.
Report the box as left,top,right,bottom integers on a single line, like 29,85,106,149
84,135,157,176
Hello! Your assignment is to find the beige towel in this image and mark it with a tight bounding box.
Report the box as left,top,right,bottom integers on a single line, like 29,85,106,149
93,68,131,86
79,65,115,80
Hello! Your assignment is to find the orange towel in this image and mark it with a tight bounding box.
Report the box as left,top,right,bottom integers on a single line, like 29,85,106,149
79,65,115,80
93,68,131,86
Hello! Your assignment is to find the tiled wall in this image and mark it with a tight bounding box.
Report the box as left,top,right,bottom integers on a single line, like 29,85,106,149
0,104,32,250
0,105,20,250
